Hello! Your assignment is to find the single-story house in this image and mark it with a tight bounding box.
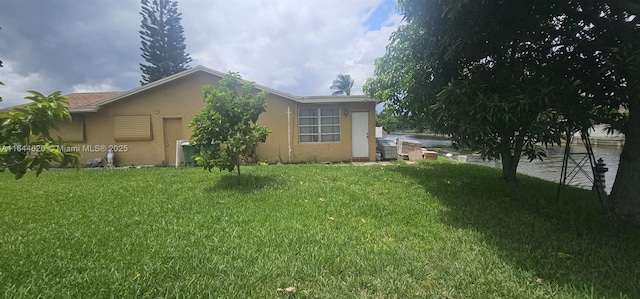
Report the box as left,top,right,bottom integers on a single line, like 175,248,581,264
48,66,377,166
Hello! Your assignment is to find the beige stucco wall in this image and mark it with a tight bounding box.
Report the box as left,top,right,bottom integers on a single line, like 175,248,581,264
58,71,376,166
288,101,376,163
71,72,216,166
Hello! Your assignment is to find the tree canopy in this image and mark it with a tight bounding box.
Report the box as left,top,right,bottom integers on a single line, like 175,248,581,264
570,1,640,222
376,105,400,133
364,0,640,223
189,72,271,176
139,0,192,85
365,1,567,181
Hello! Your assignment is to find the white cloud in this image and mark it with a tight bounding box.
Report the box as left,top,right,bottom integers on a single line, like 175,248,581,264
181,0,401,96
71,82,119,93
0,60,50,107
0,0,401,108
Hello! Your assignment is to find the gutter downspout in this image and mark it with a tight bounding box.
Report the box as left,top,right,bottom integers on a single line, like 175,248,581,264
287,105,292,163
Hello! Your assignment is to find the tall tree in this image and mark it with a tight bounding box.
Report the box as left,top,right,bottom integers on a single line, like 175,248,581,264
139,0,192,85
556,1,640,223
330,74,354,96
189,72,271,176
365,1,565,181
365,0,640,224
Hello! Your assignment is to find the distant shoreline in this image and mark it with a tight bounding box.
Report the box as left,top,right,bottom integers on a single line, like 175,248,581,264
388,132,451,140
389,132,625,148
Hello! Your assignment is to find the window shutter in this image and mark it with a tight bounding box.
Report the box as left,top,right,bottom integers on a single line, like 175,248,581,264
114,115,152,141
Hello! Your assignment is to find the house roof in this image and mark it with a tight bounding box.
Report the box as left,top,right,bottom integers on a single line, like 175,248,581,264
66,92,125,111
82,65,374,112
0,91,124,112
2,65,375,113
0,103,29,112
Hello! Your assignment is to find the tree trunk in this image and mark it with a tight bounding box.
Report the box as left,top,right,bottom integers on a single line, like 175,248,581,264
500,133,524,182
608,107,640,224
237,156,241,176
501,154,520,182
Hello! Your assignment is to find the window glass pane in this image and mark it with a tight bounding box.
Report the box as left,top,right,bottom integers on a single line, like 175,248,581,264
300,135,318,143
300,118,318,126
321,125,340,133
321,117,340,125
321,134,340,142
300,126,319,134
321,108,339,116
299,109,318,117
299,108,343,143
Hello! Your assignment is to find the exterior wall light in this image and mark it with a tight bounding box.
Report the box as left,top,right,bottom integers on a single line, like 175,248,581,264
343,109,348,116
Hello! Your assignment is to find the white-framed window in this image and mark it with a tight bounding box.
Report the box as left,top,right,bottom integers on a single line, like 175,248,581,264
299,108,340,143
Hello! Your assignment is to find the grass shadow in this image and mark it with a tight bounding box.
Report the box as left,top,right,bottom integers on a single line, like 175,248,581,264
391,161,640,298
204,173,279,194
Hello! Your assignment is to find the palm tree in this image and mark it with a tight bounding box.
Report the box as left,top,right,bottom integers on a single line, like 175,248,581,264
330,74,354,96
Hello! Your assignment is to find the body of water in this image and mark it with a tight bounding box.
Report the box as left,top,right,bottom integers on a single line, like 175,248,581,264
387,134,622,193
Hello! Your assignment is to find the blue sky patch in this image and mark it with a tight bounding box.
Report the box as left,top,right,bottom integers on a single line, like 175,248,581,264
364,0,398,31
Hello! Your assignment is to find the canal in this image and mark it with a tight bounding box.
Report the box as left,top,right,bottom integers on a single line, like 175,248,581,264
388,134,622,193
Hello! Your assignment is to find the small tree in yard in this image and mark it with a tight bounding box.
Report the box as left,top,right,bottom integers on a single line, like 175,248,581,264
0,91,80,179
190,72,270,175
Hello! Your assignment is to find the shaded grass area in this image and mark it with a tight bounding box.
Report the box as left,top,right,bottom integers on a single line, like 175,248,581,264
0,162,638,298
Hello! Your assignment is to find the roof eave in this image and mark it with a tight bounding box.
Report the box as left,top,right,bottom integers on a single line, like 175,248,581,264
295,95,378,104
92,65,301,109
68,106,99,113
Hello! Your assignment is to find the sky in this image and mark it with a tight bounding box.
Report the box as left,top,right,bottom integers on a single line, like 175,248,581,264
0,0,402,108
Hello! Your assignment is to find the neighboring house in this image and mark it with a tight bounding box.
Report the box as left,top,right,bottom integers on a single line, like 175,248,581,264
47,66,377,166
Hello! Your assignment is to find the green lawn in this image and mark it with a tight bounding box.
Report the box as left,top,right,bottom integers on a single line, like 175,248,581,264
0,161,638,298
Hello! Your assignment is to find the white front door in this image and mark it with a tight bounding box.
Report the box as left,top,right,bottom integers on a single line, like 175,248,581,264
351,112,369,158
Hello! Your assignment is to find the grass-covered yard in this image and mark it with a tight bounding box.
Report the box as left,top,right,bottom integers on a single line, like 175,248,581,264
1,161,638,298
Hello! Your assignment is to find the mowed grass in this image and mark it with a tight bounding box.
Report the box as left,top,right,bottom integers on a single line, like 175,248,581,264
0,161,639,298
